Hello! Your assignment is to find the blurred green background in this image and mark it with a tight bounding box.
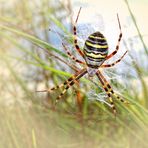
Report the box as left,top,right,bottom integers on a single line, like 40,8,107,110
0,0,148,147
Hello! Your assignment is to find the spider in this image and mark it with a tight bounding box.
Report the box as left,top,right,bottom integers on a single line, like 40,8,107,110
38,7,129,115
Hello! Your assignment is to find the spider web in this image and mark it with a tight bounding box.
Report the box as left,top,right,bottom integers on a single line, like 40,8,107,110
76,14,105,46
87,90,112,108
60,13,105,48
85,66,130,105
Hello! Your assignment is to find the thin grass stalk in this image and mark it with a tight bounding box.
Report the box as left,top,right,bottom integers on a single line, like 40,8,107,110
124,0,148,56
123,40,148,108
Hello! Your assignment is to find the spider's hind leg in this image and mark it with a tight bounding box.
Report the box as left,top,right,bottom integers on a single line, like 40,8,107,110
112,92,130,105
37,68,87,104
36,75,76,93
101,50,128,68
56,68,87,103
96,71,117,115
97,70,129,105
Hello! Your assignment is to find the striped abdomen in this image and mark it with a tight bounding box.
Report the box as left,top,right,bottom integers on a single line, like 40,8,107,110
83,32,108,68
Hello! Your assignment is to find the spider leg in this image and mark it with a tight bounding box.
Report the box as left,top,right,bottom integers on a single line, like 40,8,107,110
106,14,122,60
96,71,117,115
62,43,86,65
101,50,127,68
73,7,85,59
97,70,129,104
37,68,87,93
36,75,76,93
56,68,87,102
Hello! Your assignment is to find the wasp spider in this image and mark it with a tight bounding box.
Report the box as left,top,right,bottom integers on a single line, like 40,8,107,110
38,7,129,115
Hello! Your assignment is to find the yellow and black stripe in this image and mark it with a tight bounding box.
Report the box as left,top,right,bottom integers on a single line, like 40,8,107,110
84,32,108,68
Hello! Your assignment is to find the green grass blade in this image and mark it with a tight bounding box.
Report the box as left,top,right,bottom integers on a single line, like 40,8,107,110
0,25,67,57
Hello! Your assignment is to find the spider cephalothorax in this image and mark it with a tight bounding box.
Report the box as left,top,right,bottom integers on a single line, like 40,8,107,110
38,7,129,115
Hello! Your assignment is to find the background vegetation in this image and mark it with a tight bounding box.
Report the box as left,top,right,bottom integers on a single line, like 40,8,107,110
0,0,148,147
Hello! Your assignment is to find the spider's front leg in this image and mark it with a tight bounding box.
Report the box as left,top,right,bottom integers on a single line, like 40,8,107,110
73,7,85,59
106,14,123,60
